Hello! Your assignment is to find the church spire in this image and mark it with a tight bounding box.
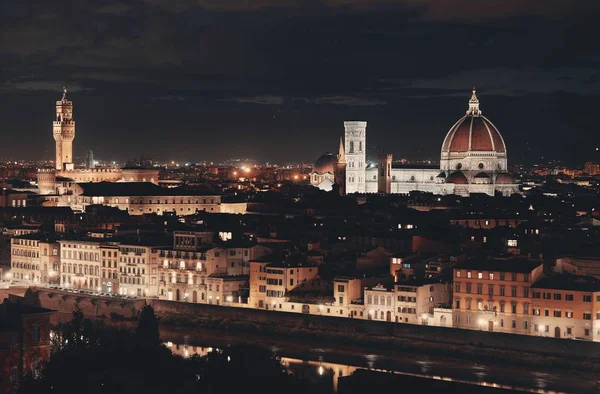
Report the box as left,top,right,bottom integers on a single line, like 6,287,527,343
61,86,67,102
337,136,346,164
466,87,482,116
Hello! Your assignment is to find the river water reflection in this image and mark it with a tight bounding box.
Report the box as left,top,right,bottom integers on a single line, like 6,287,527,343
164,339,575,394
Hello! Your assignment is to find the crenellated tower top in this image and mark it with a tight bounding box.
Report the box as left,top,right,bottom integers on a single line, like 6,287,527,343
54,87,75,170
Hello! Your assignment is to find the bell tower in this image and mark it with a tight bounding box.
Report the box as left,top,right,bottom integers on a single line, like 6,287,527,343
53,87,75,170
344,121,367,194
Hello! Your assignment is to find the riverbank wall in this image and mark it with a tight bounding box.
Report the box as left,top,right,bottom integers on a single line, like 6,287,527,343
147,298,600,359
22,288,600,360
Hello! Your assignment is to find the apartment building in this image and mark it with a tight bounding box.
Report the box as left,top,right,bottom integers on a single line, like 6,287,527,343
364,283,395,321
453,258,543,334
395,280,450,325
118,240,165,297
59,240,102,290
248,260,270,309
156,234,270,303
530,274,600,341
10,235,59,285
0,300,55,393
332,276,364,318
263,262,319,310
333,276,363,308
363,279,450,324
206,273,248,305
100,243,119,294
156,231,214,302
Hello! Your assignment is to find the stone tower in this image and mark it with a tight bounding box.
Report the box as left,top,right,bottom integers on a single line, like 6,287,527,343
53,87,75,170
86,149,95,169
335,137,347,196
377,154,392,194
344,121,367,194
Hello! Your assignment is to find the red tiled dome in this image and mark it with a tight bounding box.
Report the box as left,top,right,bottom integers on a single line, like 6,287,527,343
446,171,468,184
441,89,506,154
495,173,516,184
442,116,505,153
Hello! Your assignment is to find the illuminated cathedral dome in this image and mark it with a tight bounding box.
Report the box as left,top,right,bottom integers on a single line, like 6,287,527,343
440,89,507,173
313,152,337,175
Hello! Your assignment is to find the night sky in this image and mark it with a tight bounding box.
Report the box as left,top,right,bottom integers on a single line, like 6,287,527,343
1,0,599,165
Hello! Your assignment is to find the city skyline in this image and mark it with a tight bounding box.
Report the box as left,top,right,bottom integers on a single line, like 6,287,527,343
1,1,599,164
3,2,600,394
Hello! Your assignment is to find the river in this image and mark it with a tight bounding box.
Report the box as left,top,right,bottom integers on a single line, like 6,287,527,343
159,326,596,394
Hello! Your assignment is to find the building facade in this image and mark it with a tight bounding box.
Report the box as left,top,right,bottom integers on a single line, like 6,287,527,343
118,242,161,297
59,240,101,290
0,301,55,394
55,182,243,216
100,244,120,294
395,281,450,325
364,284,395,322
10,235,60,285
453,258,543,334
530,274,600,341
156,235,270,304
262,262,319,310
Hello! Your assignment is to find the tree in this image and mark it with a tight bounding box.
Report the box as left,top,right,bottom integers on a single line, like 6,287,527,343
135,305,161,348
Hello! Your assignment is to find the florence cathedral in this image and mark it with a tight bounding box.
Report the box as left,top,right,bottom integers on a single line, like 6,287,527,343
310,89,520,197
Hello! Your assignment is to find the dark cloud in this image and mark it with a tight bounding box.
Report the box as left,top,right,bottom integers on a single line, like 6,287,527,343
306,96,388,106
0,0,598,164
224,95,285,105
